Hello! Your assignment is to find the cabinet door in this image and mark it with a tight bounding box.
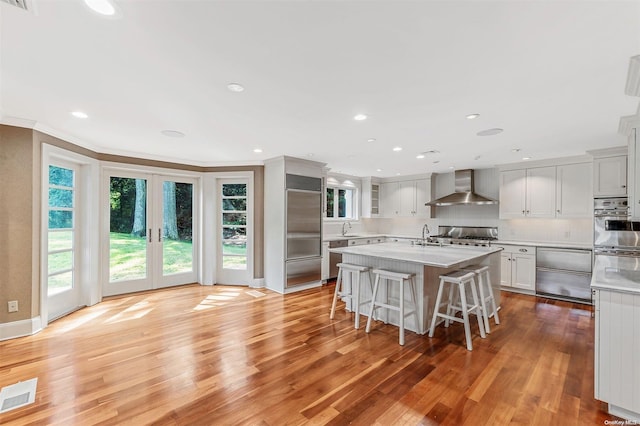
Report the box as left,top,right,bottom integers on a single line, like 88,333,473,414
594,156,627,197
500,252,513,287
321,242,330,280
499,170,527,218
380,182,400,217
526,166,556,218
556,163,592,218
398,181,416,216
414,179,432,218
511,254,536,291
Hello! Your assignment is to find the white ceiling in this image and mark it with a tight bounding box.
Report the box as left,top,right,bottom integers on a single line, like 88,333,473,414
1,0,639,177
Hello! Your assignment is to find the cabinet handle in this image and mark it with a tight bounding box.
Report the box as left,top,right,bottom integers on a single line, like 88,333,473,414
622,185,626,188
522,210,525,215
526,210,530,214
519,248,528,252
556,210,560,213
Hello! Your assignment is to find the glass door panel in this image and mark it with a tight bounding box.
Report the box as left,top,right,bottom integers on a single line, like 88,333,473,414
158,179,196,287
47,164,80,320
105,175,152,296
218,180,250,285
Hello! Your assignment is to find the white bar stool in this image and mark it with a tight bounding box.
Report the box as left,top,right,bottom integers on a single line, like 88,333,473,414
330,263,373,329
461,264,500,333
365,269,419,346
428,270,486,351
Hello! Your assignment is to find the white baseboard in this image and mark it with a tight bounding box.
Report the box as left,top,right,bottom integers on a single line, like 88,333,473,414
0,316,42,341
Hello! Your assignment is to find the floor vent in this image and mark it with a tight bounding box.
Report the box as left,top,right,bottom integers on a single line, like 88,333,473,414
0,0,37,14
0,378,37,413
246,290,266,298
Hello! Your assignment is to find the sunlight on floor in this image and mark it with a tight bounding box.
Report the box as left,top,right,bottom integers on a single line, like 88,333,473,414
193,290,243,311
104,299,154,324
53,308,110,334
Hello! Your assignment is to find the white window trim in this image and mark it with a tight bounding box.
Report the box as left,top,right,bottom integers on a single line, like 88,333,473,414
325,185,359,221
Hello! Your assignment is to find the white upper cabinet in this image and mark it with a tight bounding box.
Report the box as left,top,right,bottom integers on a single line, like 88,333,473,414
593,155,627,197
379,177,432,218
630,129,640,219
525,166,557,218
499,169,527,218
500,162,591,219
556,163,593,218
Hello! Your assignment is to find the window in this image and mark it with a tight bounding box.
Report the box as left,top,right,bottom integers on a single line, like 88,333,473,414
47,165,76,295
326,186,356,219
221,182,248,270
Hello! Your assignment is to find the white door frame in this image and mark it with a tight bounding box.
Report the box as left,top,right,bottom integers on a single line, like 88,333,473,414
202,171,254,286
101,164,201,296
41,144,100,326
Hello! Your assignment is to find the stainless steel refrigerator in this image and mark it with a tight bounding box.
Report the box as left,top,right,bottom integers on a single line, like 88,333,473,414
285,174,322,288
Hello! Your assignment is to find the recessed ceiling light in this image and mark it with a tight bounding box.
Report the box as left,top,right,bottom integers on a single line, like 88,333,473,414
84,0,117,16
466,113,480,120
227,83,245,92
307,153,314,157
376,168,383,172
392,147,402,152
477,128,504,136
161,130,185,138
367,138,376,143
523,157,531,160
449,166,454,169
354,114,368,121
71,111,88,119
253,148,263,153
416,154,425,159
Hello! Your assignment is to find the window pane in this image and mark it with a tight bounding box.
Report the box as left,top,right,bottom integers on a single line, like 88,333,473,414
48,271,73,295
338,189,346,218
49,165,73,187
48,251,73,274
222,240,247,255
162,181,193,276
326,188,334,218
223,213,247,226
49,188,73,208
223,256,247,270
223,227,246,239
222,184,247,197
222,198,246,211
48,231,73,251
49,210,73,229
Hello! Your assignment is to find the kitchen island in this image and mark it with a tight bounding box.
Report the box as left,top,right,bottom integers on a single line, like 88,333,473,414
329,242,502,335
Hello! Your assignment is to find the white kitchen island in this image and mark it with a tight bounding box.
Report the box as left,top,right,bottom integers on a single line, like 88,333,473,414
329,242,502,335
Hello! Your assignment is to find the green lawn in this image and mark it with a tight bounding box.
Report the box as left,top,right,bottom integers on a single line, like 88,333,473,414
49,232,245,285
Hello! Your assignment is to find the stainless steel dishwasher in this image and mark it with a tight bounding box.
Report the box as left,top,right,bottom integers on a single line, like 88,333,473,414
536,247,592,304
329,240,348,279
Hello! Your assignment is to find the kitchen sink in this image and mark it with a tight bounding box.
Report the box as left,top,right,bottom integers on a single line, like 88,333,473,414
342,234,361,237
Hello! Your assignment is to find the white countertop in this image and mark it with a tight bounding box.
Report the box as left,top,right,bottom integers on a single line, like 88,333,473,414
495,239,593,250
329,242,502,268
324,233,386,241
591,254,640,294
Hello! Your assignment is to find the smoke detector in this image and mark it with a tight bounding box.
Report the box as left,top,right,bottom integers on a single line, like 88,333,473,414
0,0,38,14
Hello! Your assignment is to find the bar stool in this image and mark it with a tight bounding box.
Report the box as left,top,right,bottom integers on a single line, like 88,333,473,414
365,269,419,345
462,265,500,333
330,263,373,329
428,270,486,351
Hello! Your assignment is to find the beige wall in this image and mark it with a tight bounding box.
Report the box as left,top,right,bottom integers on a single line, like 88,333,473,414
0,125,265,328
0,125,40,323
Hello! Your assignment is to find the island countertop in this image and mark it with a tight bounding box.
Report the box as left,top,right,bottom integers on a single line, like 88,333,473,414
329,242,502,269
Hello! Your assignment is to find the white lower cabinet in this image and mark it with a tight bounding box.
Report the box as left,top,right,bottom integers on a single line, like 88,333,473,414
594,289,640,421
495,245,536,292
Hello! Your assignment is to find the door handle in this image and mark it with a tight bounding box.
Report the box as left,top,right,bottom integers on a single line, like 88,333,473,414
158,228,162,242
148,229,152,243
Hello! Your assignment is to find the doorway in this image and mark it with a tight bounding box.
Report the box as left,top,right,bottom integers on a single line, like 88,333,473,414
103,169,198,296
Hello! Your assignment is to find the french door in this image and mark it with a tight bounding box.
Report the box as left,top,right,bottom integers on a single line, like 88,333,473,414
104,170,198,296
46,161,81,320
217,179,251,285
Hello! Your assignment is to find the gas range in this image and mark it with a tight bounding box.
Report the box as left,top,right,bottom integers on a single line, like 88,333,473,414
426,226,498,247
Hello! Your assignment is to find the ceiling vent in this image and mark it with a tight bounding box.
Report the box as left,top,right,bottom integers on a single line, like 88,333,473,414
1,0,37,14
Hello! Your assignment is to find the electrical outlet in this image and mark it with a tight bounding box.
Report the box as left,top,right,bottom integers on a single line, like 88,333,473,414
8,300,18,313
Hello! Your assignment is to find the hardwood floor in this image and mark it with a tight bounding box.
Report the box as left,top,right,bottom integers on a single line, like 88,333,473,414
0,283,619,425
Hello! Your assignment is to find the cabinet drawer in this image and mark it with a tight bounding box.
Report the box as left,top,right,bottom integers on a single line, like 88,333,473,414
495,244,534,254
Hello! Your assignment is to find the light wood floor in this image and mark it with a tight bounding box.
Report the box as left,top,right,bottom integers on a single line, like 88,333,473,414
0,282,619,425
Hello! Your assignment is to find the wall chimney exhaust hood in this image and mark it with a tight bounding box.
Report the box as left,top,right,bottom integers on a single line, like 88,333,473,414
427,169,498,206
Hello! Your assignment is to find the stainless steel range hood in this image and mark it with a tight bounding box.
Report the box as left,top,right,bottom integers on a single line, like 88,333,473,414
427,169,498,206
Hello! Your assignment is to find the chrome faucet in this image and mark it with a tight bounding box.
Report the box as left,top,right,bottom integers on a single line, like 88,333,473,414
341,221,352,236
422,224,430,241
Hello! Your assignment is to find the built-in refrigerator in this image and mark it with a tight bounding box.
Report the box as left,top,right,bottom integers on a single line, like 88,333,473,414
285,174,322,288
